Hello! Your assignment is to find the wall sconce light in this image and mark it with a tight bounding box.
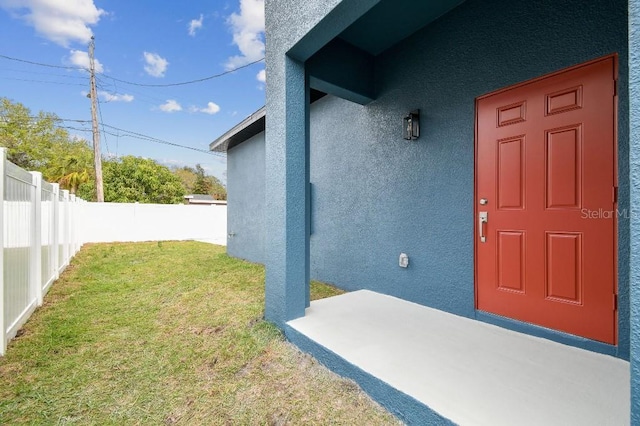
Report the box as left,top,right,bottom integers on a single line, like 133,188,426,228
403,109,420,140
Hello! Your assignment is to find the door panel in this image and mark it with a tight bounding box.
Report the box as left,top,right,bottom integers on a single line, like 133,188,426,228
497,137,525,209
546,125,582,208
476,57,616,344
497,231,525,292
545,232,582,303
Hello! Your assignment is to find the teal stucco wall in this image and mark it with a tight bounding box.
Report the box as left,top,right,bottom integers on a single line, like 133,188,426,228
227,133,265,264
256,0,634,421
628,0,639,421
264,0,381,326
240,0,634,355
305,0,629,357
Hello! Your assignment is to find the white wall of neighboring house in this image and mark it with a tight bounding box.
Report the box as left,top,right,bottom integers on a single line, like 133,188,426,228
82,202,227,245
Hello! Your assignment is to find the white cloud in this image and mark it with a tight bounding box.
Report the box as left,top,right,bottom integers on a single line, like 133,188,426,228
159,99,182,112
188,14,203,36
99,91,134,102
200,102,221,115
68,49,103,72
0,0,105,47
190,102,221,115
225,0,264,70
256,69,265,82
143,52,168,77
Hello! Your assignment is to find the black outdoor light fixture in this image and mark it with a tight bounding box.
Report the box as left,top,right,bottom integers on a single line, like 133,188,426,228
403,109,420,140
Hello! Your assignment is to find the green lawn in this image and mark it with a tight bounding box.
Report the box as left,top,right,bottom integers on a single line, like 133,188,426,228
0,242,399,425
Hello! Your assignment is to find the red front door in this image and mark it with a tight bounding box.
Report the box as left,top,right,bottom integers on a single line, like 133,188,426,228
475,57,617,344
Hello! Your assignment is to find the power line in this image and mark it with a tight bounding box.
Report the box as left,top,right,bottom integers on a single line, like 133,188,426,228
4,114,221,157
100,123,224,157
60,125,221,157
59,125,92,132
0,76,87,87
95,58,264,87
0,53,85,71
1,52,264,88
95,79,164,105
95,78,218,110
0,114,91,123
96,75,165,103
0,67,87,79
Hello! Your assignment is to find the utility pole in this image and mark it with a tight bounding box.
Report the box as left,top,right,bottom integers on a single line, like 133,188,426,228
89,36,104,202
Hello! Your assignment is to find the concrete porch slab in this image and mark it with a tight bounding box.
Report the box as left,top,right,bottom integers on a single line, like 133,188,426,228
287,290,630,425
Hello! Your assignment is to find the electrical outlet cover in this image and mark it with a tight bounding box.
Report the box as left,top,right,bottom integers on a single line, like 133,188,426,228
399,253,409,268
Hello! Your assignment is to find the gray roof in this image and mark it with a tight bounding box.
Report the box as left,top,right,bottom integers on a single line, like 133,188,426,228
209,107,265,153
184,194,215,201
184,194,226,205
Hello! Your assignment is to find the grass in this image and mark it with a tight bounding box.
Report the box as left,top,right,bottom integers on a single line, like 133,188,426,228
0,242,399,425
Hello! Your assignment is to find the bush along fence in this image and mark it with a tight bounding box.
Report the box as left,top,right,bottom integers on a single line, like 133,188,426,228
0,148,84,355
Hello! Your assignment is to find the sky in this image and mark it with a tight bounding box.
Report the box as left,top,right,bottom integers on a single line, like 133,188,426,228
0,0,267,183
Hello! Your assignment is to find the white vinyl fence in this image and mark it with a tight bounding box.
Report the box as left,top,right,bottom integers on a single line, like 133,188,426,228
81,202,227,245
1,147,228,356
1,148,83,355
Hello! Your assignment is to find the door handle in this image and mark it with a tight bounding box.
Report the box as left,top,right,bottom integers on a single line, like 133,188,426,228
479,212,488,243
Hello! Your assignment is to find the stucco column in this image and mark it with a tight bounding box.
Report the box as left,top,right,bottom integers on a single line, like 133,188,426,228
265,56,310,326
630,0,640,422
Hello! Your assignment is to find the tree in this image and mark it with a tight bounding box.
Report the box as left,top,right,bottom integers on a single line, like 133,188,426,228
0,97,210,203
0,97,70,170
102,156,186,204
206,175,227,200
173,166,197,193
44,139,94,194
172,164,227,200
1,97,96,195
192,164,212,194
53,159,90,194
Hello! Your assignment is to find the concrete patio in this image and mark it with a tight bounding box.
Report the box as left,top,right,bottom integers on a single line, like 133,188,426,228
287,290,630,425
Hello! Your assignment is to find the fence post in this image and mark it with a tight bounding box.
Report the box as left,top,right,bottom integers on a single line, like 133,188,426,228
52,183,60,279
77,199,83,250
62,190,70,266
78,199,84,251
0,148,6,356
29,172,43,306
72,196,79,255
69,194,76,257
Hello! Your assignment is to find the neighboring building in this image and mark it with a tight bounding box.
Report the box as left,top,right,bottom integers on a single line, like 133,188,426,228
212,0,639,423
183,194,226,206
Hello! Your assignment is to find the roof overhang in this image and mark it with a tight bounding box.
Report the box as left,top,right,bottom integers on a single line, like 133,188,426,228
209,90,327,153
212,1,467,152
210,106,266,153
337,0,466,56
291,0,465,105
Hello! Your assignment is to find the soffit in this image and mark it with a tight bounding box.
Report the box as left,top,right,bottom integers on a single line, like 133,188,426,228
338,0,465,55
